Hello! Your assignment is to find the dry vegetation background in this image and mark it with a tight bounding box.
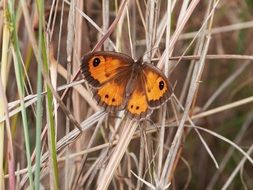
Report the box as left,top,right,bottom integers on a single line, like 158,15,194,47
1,0,253,189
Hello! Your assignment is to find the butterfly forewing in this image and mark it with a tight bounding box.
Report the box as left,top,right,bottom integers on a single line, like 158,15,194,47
81,51,134,87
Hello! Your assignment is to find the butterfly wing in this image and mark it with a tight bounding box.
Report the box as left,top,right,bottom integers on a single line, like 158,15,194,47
125,62,172,120
142,63,172,108
125,74,152,120
81,51,134,88
93,72,130,111
81,51,134,111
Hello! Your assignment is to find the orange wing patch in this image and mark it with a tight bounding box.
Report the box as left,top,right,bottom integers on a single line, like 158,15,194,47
94,79,127,111
88,56,126,83
82,55,129,87
143,67,171,108
126,89,151,120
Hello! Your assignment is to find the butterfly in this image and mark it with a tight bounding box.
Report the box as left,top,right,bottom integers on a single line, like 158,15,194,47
81,51,172,120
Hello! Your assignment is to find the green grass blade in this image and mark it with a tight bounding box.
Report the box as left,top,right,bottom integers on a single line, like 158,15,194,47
34,0,44,189
7,0,34,188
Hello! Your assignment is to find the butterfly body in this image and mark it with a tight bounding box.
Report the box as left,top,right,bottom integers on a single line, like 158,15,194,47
81,51,171,120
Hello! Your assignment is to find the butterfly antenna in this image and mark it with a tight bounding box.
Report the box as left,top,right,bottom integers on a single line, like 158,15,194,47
142,47,161,60
136,47,160,62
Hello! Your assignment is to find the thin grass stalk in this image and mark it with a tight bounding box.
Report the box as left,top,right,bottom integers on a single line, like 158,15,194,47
64,33,70,190
206,111,253,190
160,5,212,187
92,0,128,52
177,0,190,26
178,0,207,104
221,145,253,190
72,0,83,125
70,0,86,187
130,2,136,57
150,0,176,58
0,78,16,190
8,0,34,188
47,0,59,40
11,33,35,189
66,0,116,50
0,10,3,40
102,0,110,50
71,0,85,187
179,20,253,40
34,0,44,188
152,0,160,46
157,0,171,178
145,0,155,60
158,2,198,70
36,1,60,189
56,1,65,62
203,61,250,110
0,3,10,189
126,8,134,56
46,82,59,189
73,118,104,188
0,5,10,190
115,0,123,51
97,121,138,190
0,6,16,188
21,0,81,132
18,111,104,186
136,131,144,189
44,34,60,190
48,36,60,190
191,125,253,165
65,0,75,188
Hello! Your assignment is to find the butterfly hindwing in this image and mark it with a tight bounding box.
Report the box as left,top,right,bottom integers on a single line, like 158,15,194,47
125,74,152,120
93,73,129,111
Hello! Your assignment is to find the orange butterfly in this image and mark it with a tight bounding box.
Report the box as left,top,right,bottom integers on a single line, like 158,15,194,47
81,51,172,120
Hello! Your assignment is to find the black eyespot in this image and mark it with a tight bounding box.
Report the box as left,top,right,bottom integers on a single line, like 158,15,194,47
159,81,164,90
136,106,139,110
93,58,100,67
105,94,109,98
112,98,115,102
131,105,134,108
